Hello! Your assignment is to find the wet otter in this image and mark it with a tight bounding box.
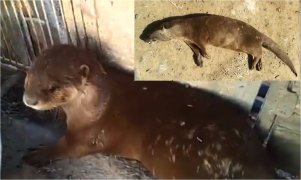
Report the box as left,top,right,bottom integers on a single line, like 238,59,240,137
23,45,275,178
140,14,298,77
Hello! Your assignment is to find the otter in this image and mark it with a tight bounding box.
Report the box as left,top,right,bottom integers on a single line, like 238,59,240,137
140,14,298,77
22,44,275,178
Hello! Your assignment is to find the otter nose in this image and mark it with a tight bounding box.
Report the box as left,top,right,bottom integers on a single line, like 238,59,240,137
23,94,38,106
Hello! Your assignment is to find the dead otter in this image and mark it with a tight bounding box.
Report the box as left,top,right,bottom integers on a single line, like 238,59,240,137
22,44,275,178
140,13,298,77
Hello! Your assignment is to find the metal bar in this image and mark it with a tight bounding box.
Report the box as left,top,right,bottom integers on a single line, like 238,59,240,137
94,0,103,55
50,0,61,43
2,0,31,63
1,62,19,71
58,0,71,44
9,0,35,64
0,56,29,71
2,0,14,30
1,20,14,63
24,17,45,24
21,0,42,53
70,0,81,46
40,0,54,45
61,0,78,45
32,0,48,49
79,4,88,49
0,30,14,63
12,0,35,65
80,0,101,55
94,0,101,50
71,0,87,48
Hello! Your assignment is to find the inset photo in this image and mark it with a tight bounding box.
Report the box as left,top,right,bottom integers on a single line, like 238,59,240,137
135,0,300,81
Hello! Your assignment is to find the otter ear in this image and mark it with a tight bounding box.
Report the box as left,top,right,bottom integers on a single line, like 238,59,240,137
79,64,90,78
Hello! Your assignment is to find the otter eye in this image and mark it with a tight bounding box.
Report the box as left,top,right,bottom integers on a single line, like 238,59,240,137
48,85,59,93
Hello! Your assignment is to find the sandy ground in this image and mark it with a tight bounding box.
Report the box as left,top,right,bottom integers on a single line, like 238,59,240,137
135,0,300,81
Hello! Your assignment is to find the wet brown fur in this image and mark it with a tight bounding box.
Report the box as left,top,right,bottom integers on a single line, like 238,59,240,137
23,45,275,178
140,14,298,76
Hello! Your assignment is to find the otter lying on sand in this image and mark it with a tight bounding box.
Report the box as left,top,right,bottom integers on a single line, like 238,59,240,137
22,45,275,178
140,14,298,77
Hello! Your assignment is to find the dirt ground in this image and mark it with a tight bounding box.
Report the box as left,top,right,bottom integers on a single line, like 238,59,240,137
134,0,300,81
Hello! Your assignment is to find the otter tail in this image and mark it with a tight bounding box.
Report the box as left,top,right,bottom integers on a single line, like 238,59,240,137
261,34,297,76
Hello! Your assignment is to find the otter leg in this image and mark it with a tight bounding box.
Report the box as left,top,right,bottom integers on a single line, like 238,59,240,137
23,136,87,166
246,46,262,71
247,54,253,70
194,43,210,59
256,59,262,71
248,54,262,71
185,42,208,67
251,56,262,71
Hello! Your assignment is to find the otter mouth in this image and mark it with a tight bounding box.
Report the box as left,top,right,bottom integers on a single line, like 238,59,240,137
23,103,51,111
28,105,53,111
23,94,57,111
23,85,79,111
148,40,156,44
140,37,156,44
23,101,61,111
23,99,53,111
144,38,156,44
139,33,157,44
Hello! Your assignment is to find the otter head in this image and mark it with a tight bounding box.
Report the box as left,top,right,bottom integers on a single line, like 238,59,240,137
23,46,91,110
140,21,174,43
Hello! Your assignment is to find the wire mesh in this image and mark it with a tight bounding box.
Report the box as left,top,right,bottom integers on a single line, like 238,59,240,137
0,0,102,71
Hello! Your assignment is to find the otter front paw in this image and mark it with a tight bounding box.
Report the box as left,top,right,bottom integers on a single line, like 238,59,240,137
23,146,56,167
